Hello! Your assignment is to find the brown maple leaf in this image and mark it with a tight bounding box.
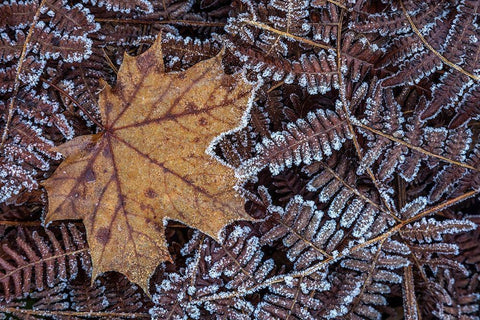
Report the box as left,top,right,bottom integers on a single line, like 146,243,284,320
42,36,254,293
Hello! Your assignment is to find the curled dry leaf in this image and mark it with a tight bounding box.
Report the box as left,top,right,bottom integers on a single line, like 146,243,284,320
42,35,254,294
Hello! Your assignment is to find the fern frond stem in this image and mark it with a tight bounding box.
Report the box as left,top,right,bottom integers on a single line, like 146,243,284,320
327,0,347,9
0,0,47,150
265,34,283,56
266,81,285,93
400,0,480,81
0,248,89,283
251,80,280,102
94,18,225,28
356,189,479,251
79,63,105,108
402,265,421,320
102,48,118,73
193,257,335,303
198,189,479,302
355,123,479,172
266,0,289,58
404,189,478,224
160,0,171,21
0,220,41,226
40,78,104,129
347,239,386,317
187,236,205,303
335,9,397,221
218,242,256,282
0,307,149,318
276,217,332,259
397,180,429,282
166,301,181,319
249,121,347,167
287,275,304,320
242,20,334,50
401,239,428,282
319,160,382,210
355,226,406,253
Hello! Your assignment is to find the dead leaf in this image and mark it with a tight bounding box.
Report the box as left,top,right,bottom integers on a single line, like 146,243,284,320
42,35,254,293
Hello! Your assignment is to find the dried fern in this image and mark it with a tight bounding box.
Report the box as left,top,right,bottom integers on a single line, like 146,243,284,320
0,223,90,301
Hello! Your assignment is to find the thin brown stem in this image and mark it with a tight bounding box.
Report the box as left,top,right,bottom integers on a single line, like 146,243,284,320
41,77,104,129
0,0,47,150
327,0,347,9
334,8,398,220
0,220,42,226
243,20,334,50
355,122,479,172
102,48,119,74
0,307,149,319
95,18,225,28
399,0,479,81
0,248,89,283
348,239,386,316
319,160,383,210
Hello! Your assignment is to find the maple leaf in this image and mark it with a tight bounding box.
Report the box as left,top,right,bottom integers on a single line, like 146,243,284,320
42,36,254,293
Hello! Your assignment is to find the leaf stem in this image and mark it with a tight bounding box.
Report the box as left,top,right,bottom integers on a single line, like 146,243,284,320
242,20,334,50
400,0,480,81
355,122,479,172
0,248,89,284
0,307,149,319
94,18,225,28
40,78,104,129
0,0,47,150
